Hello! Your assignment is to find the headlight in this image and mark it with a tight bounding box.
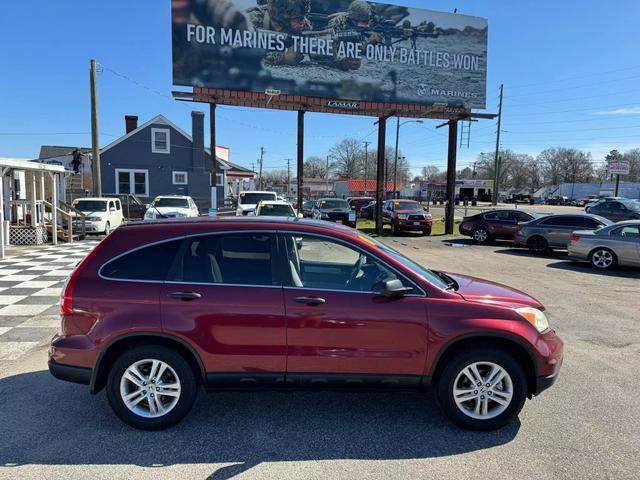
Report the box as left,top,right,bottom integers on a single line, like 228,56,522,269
397,214,409,220
515,307,550,333
424,213,432,219
85,216,101,222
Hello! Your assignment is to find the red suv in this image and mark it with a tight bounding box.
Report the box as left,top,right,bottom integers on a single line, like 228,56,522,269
49,217,563,431
382,200,433,235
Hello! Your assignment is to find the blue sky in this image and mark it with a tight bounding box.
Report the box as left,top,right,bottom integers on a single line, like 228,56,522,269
2,0,640,177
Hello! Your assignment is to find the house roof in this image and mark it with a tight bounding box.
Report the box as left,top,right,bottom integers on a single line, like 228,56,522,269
100,114,233,170
39,146,91,162
345,180,394,192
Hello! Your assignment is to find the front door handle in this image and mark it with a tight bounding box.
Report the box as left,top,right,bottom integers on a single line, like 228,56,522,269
294,297,326,306
167,291,202,301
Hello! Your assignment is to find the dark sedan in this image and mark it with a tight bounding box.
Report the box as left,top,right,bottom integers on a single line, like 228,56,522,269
514,214,612,252
460,209,538,244
312,198,357,227
360,201,377,220
586,199,640,222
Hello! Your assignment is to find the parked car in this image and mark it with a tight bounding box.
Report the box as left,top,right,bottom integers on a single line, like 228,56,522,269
312,198,356,227
460,209,538,244
235,191,278,216
514,214,612,252
545,196,569,206
72,197,124,235
568,220,640,269
301,200,317,218
347,197,374,216
104,194,147,220
253,200,298,217
585,199,640,222
144,195,199,221
585,196,624,212
360,200,377,220
49,217,563,431
382,200,432,235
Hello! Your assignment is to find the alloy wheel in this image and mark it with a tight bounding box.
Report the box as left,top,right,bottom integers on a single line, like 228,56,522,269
452,361,513,420
120,359,181,418
592,249,614,269
473,229,488,243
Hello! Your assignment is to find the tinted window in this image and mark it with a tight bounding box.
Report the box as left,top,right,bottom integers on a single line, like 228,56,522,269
538,216,565,227
393,201,422,211
484,211,513,221
239,193,277,205
155,198,190,208
74,200,107,212
284,235,411,293
573,217,602,228
611,226,640,238
101,240,182,281
179,234,274,286
319,199,349,209
115,200,121,211
515,211,534,222
257,204,295,216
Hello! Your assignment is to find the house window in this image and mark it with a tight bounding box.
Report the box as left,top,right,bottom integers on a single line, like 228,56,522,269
151,128,170,154
209,173,225,186
173,171,188,185
116,169,149,197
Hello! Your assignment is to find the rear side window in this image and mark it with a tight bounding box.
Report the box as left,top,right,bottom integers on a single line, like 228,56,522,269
484,211,512,221
178,234,275,286
515,211,533,222
574,217,602,228
538,217,564,227
101,239,182,281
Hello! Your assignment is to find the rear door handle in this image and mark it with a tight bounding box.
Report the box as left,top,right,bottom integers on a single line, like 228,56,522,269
294,297,326,306
167,291,202,301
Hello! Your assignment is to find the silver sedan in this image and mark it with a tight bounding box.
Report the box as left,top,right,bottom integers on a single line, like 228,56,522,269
568,220,640,269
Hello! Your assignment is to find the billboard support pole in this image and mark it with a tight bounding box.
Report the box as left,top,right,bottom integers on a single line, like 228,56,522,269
445,120,458,235
492,84,504,206
615,174,620,196
297,111,305,211
209,103,217,216
375,117,388,235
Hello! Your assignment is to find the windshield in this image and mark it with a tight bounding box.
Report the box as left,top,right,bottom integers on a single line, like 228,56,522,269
319,199,349,209
621,199,640,210
154,198,189,208
74,200,107,212
258,204,295,216
240,193,277,205
394,201,422,211
360,233,451,290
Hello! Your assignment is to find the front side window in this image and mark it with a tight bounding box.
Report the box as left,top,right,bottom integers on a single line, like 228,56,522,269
283,234,410,293
178,234,275,286
101,240,182,281
151,128,170,154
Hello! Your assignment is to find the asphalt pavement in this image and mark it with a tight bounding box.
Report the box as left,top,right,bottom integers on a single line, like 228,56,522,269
0,235,638,479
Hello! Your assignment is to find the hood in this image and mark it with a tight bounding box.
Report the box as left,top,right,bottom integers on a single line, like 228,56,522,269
446,272,543,309
239,204,257,211
150,206,190,215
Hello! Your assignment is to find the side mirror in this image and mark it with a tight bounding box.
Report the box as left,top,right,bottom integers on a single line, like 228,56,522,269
297,213,304,218
379,279,413,298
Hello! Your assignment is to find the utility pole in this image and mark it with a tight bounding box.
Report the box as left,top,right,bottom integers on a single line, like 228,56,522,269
209,103,217,215
493,83,504,205
363,141,371,195
325,155,331,195
89,59,101,197
286,158,291,196
394,117,400,199
258,146,264,190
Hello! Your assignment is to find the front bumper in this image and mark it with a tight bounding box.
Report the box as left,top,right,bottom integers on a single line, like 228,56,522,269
532,328,564,395
49,361,91,385
394,219,432,231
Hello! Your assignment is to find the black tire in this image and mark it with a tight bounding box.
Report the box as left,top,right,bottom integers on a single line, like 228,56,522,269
590,248,617,270
106,345,198,430
391,223,399,235
104,222,110,235
423,228,432,236
436,348,527,431
472,227,490,244
527,235,548,253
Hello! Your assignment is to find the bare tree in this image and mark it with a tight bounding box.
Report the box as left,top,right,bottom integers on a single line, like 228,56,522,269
421,165,440,180
622,148,640,182
537,147,594,185
303,155,327,178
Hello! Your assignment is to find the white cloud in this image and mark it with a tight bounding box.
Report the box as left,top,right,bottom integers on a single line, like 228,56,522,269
594,107,640,115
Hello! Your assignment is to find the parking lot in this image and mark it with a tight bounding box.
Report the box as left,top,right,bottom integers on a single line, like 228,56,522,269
0,235,638,479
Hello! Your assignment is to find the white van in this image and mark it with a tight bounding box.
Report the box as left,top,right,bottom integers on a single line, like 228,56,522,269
72,197,124,235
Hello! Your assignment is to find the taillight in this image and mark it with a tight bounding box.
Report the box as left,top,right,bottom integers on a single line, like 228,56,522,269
570,234,580,242
59,241,103,315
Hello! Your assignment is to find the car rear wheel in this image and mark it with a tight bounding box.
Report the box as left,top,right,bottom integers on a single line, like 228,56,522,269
437,348,527,430
106,346,197,430
527,235,548,253
590,248,617,270
472,228,490,244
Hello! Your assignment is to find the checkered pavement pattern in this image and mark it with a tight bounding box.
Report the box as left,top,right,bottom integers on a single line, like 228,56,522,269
0,240,100,362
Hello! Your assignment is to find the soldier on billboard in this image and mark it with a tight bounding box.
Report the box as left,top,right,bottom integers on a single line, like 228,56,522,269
327,0,381,71
247,0,312,66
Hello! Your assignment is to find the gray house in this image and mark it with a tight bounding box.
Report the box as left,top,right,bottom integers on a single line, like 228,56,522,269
100,112,253,212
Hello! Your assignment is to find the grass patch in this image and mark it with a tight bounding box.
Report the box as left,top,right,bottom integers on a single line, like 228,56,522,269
356,215,460,238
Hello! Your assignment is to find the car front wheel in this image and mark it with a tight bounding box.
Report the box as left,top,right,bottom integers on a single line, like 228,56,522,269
104,221,110,235
106,346,197,430
472,227,490,244
437,348,527,430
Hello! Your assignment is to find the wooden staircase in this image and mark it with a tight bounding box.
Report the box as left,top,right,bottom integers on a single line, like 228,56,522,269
43,200,86,243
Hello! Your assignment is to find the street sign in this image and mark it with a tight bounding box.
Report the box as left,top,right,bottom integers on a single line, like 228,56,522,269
609,160,630,175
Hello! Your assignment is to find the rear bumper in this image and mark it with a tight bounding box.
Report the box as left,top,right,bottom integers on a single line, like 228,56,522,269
48,361,91,385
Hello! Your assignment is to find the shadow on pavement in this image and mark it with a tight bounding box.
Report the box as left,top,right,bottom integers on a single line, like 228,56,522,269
546,260,640,279
0,370,520,478
493,247,568,261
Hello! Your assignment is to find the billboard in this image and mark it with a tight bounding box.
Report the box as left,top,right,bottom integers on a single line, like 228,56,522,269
608,160,630,175
172,0,488,109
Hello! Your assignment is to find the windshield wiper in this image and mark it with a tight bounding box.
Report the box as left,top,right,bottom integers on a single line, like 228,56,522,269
434,270,458,291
